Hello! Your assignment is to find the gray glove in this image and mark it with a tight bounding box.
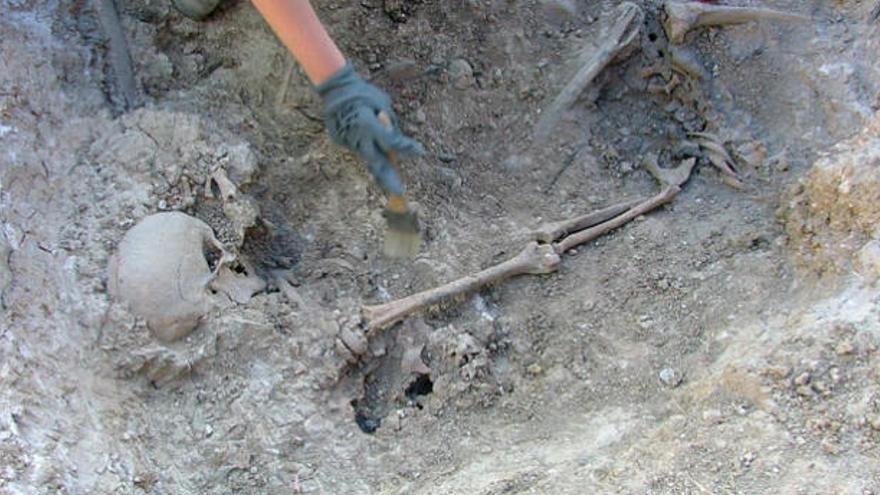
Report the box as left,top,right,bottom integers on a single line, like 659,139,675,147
315,62,423,196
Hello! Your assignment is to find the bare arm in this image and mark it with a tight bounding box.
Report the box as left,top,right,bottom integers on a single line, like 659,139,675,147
250,0,346,85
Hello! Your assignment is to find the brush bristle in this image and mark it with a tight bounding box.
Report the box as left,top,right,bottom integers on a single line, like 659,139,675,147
383,230,421,258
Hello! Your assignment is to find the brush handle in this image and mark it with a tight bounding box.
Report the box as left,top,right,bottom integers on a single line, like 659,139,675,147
377,111,411,214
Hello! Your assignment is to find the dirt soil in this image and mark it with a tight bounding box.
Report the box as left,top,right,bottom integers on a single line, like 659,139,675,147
2,0,880,493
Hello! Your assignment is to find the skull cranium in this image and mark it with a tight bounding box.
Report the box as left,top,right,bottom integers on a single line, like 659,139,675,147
108,212,234,342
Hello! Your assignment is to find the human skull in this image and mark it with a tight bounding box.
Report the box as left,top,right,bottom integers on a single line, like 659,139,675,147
108,212,234,342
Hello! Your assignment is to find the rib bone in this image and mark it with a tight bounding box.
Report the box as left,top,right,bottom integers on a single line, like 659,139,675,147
361,242,561,334
664,1,809,45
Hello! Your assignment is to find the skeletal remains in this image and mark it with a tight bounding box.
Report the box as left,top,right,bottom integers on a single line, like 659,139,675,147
339,0,812,358
662,1,809,45
336,158,696,360
534,2,643,138
534,1,807,138
109,211,265,342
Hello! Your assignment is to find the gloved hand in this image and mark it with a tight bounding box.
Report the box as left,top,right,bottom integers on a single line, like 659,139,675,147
315,62,423,196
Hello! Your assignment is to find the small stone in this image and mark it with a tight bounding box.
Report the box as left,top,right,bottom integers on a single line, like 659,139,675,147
702,409,724,425
763,365,792,379
796,385,815,397
527,363,543,376
386,58,420,82
869,416,880,431
821,437,841,455
811,380,831,396
793,371,811,386
414,108,427,124
540,0,576,19
854,240,880,280
836,340,855,356
448,59,475,90
437,151,456,163
659,367,683,388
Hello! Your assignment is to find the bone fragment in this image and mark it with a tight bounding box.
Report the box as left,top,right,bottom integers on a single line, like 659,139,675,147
664,1,809,45
534,2,643,138
209,168,239,201
361,242,561,333
531,197,644,243
644,157,697,188
668,45,709,80
689,132,741,182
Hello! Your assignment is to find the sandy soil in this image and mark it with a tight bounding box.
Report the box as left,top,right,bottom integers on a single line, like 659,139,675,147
1,0,879,493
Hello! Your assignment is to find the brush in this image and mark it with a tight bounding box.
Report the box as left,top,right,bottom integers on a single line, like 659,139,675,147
377,111,421,258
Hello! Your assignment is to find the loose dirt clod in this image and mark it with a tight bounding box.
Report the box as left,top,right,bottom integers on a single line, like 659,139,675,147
663,1,809,45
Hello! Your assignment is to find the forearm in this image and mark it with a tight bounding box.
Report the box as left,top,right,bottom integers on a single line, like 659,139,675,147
251,0,346,85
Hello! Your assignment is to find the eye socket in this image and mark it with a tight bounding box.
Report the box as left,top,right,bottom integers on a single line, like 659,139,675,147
203,239,224,272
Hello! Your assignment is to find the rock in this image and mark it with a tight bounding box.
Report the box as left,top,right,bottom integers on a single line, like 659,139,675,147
702,408,724,425
820,437,841,455
540,0,577,20
386,58,420,82
796,385,814,397
224,143,258,186
835,340,856,356
780,113,880,274
854,240,880,281
448,59,475,90
222,195,260,246
793,371,811,386
659,367,684,388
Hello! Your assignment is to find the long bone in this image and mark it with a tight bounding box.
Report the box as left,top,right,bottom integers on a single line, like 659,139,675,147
534,2,643,138
360,242,561,334
349,159,696,343
663,1,809,45
531,198,644,244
